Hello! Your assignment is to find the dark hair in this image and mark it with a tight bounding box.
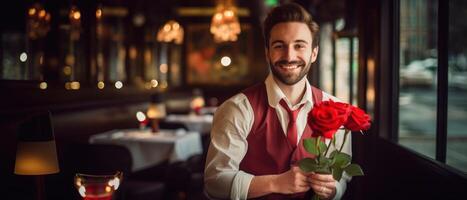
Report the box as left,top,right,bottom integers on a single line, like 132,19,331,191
263,3,319,48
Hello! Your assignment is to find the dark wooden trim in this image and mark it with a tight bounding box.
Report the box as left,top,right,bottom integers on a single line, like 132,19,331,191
436,0,448,163
331,22,337,96
390,0,400,142
349,37,354,105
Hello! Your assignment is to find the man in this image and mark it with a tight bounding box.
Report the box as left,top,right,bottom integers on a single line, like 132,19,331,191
204,3,351,200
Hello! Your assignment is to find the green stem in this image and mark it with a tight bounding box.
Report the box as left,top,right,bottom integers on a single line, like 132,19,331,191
339,129,350,152
323,138,330,157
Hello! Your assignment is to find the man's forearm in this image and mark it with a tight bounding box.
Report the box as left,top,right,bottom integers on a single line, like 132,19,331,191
247,174,277,198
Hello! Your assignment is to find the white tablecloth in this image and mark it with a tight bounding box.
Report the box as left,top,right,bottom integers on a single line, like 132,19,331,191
89,129,203,171
165,114,213,134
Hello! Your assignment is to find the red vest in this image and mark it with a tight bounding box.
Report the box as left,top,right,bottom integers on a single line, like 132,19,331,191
240,83,323,200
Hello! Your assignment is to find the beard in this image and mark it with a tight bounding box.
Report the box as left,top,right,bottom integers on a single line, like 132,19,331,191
268,56,312,85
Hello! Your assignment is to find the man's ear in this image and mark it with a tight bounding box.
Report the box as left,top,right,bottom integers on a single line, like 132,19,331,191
311,46,319,63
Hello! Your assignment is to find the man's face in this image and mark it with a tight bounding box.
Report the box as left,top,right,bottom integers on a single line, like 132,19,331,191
266,22,318,85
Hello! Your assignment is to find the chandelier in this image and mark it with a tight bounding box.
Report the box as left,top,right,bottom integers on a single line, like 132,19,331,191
157,20,184,44
27,3,51,40
210,0,241,43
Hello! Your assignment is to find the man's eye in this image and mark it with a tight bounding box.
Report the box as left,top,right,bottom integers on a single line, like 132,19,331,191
295,44,305,49
273,45,283,49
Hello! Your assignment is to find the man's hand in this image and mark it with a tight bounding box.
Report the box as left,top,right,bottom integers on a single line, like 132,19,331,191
308,173,337,200
271,166,310,194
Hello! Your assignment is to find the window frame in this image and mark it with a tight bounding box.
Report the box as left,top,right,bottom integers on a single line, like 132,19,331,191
383,0,465,175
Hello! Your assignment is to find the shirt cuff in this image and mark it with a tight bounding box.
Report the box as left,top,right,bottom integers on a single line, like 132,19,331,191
331,178,347,200
230,171,254,200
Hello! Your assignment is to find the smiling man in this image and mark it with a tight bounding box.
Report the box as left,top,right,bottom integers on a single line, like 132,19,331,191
204,3,352,200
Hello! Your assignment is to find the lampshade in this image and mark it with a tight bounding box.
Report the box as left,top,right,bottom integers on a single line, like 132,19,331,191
14,111,59,175
146,93,166,119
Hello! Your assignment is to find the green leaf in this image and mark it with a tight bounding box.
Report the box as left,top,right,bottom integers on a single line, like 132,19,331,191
332,167,344,181
311,194,321,200
303,138,319,155
318,156,332,168
298,158,318,172
311,194,320,200
314,167,332,174
344,164,364,177
329,150,337,158
318,139,327,155
332,152,352,169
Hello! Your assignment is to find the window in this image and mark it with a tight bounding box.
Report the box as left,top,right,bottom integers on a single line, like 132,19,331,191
318,21,359,105
447,0,467,172
398,0,438,159
397,0,467,172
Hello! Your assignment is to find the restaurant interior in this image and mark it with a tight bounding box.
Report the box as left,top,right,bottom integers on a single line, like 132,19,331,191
1,0,466,199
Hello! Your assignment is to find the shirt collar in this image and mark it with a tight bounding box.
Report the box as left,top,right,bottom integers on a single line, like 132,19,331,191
264,73,313,109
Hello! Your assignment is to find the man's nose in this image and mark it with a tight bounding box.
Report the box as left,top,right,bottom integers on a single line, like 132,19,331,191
284,46,297,61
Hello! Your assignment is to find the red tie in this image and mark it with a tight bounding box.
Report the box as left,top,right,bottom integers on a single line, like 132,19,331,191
279,99,305,148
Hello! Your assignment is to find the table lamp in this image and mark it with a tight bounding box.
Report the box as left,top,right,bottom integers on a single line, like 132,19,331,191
146,93,166,133
14,111,59,200
190,89,205,115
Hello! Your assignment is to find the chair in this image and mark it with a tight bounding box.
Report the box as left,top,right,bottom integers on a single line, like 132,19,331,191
165,154,207,200
64,143,166,200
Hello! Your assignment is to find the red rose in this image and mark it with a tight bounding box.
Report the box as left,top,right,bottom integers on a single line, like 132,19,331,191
309,100,347,139
344,106,371,131
334,101,352,122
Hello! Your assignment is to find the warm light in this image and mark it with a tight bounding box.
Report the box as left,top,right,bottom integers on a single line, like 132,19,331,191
163,24,171,31
75,178,82,187
96,9,102,19
70,81,80,90
144,82,152,90
97,81,105,89
63,66,72,75
65,82,80,90
115,81,123,89
146,104,166,119
27,4,51,39
45,13,51,21
73,11,81,20
151,79,158,88
191,96,205,110
160,64,168,74
65,82,71,90
129,46,137,60
224,10,234,18
214,13,223,21
210,3,241,43
221,56,231,67
14,141,59,175
39,82,47,90
160,81,168,89
157,20,184,44
39,55,44,65
39,9,46,18
172,22,179,30
105,186,112,193
136,111,146,122
20,52,27,62
29,8,36,16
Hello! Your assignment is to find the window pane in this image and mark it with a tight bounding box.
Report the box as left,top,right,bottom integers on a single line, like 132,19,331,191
335,38,358,104
398,0,438,159
447,0,467,172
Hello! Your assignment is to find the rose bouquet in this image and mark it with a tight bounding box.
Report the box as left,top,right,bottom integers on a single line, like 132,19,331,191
298,100,371,199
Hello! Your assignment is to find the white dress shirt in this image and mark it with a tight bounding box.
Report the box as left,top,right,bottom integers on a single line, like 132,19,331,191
205,74,352,200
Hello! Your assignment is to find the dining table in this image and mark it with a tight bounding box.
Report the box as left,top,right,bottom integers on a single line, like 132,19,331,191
89,128,203,172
